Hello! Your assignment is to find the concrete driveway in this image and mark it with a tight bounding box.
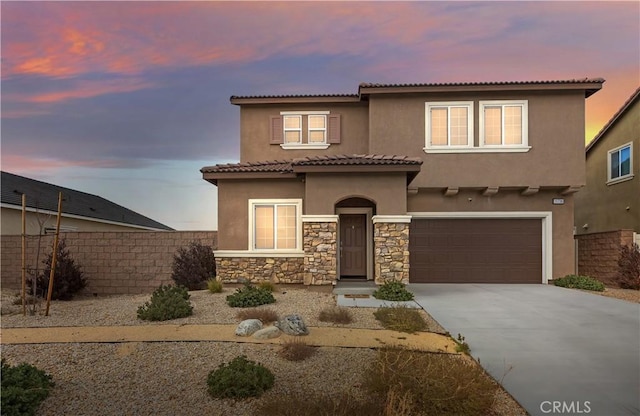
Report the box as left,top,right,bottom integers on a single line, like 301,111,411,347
408,284,640,416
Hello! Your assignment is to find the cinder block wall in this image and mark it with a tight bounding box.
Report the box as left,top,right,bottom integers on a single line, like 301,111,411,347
1,231,217,295
575,229,634,286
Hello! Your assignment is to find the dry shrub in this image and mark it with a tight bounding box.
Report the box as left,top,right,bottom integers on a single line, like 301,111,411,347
256,392,380,416
364,348,497,416
318,306,354,324
257,281,276,292
235,307,279,324
616,243,640,290
278,338,316,362
373,306,427,333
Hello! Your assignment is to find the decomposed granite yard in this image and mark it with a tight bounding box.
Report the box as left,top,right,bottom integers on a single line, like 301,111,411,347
1,286,528,416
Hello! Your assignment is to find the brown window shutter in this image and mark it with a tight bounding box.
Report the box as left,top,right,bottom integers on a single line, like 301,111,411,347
327,114,341,144
270,116,284,144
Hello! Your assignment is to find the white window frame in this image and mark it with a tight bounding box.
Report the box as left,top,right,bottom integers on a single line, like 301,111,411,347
248,199,303,253
280,111,331,150
607,141,634,185
424,102,474,151
282,115,302,144
308,114,327,144
479,100,530,150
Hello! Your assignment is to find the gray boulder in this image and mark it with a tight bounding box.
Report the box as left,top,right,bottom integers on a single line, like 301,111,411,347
235,319,263,336
253,326,281,340
275,314,309,336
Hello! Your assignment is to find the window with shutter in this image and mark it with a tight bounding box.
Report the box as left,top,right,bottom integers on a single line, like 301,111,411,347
275,111,338,149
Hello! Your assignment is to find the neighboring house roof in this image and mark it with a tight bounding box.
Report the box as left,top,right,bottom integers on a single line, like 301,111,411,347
229,78,605,104
1,171,174,231
201,154,423,185
586,86,640,153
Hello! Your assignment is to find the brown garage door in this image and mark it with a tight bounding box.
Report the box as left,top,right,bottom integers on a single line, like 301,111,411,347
409,219,542,283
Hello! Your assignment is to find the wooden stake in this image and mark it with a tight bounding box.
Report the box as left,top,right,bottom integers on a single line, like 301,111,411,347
45,192,63,316
21,194,26,316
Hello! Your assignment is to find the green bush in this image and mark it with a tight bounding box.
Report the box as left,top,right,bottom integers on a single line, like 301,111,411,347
30,238,86,300
226,284,276,308
553,275,605,292
207,278,223,293
137,285,193,321
1,359,54,416
171,241,216,290
207,356,274,399
373,281,414,301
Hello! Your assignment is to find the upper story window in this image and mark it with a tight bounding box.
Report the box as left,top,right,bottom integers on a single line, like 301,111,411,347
608,142,633,185
249,199,302,252
270,111,340,149
425,102,473,150
480,101,529,148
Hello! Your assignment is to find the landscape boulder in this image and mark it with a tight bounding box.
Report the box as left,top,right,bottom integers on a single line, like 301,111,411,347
275,314,309,336
235,319,263,336
253,326,281,340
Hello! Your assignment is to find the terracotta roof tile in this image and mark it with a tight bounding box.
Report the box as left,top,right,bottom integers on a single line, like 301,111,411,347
230,93,359,100
200,160,293,174
292,154,423,166
359,78,606,89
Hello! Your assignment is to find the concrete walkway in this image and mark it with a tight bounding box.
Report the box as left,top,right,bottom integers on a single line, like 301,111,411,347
1,324,455,353
409,284,640,416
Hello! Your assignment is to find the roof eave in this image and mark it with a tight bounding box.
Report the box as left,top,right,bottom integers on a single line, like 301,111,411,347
292,165,422,174
202,172,297,185
230,95,361,105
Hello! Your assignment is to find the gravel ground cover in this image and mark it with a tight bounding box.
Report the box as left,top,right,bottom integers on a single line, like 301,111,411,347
1,285,527,415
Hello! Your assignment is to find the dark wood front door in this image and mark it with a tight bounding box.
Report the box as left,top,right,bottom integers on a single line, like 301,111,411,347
340,214,367,277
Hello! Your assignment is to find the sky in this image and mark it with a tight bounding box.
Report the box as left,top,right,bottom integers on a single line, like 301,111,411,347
1,1,638,231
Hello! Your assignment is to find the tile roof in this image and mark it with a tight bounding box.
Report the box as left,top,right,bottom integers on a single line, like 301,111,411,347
586,86,640,153
1,171,173,230
230,93,359,101
200,160,294,174
358,78,606,89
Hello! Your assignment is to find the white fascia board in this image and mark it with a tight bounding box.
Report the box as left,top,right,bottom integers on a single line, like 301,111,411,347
302,215,339,222
214,250,305,258
372,215,412,223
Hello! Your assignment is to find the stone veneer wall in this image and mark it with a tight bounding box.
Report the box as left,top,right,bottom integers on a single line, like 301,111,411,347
215,257,304,284
374,222,410,284
575,229,635,286
303,222,337,285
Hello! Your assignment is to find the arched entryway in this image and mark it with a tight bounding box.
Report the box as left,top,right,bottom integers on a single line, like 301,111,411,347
335,197,376,280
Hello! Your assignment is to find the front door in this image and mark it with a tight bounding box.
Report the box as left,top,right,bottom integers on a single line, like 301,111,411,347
340,214,367,277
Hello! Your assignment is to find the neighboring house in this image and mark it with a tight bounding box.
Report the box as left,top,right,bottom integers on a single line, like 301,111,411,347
1,171,173,234
575,87,639,235
202,79,604,285
573,87,639,284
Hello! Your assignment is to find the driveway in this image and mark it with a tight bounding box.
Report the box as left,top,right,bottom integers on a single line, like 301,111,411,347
408,284,640,416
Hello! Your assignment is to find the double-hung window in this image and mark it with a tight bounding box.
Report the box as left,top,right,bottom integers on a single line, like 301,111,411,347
283,115,302,144
480,101,529,148
250,199,302,251
308,115,326,143
608,142,633,184
275,111,336,149
425,102,473,150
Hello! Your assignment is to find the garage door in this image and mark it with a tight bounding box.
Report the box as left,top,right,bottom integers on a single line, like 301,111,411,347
409,218,542,283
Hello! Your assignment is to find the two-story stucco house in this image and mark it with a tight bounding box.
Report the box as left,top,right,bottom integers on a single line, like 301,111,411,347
202,79,604,286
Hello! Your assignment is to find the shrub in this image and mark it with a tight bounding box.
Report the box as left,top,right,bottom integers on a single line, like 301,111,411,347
553,274,605,292
226,284,276,308
29,238,86,300
171,241,216,290
1,359,54,416
137,285,193,321
207,278,223,293
373,281,414,301
278,338,316,361
236,308,279,323
363,348,497,416
318,306,354,324
454,333,471,354
257,392,381,416
374,307,427,333
257,280,276,292
616,243,640,290
207,356,274,399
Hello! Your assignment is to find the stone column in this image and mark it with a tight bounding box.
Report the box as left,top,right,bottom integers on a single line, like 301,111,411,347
373,216,411,284
302,216,338,285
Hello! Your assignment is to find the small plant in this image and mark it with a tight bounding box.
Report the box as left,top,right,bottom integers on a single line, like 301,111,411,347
374,306,427,333
207,278,223,293
454,333,471,354
553,274,605,292
616,243,640,290
236,308,279,323
278,338,316,362
226,284,276,308
171,241,216,290
207,355,274,399
257,280,276,292
373,281,414,301
318,306,353,324
29,238,86,300
257,392,381,416
137,285,193,321
1,359,54,416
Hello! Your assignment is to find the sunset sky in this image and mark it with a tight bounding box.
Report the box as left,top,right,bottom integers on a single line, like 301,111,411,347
2,1,638,230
